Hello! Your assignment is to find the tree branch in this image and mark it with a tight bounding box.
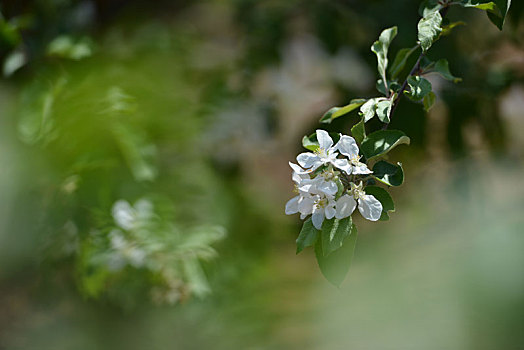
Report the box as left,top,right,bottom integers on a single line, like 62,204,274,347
382,51,424,130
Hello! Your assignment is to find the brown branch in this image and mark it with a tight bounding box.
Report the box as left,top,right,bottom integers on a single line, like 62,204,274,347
382,52,424,130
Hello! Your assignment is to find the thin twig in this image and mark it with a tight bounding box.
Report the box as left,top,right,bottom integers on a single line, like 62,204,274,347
382,52,424,130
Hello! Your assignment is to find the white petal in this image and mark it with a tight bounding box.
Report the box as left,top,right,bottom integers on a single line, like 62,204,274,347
352,163,373,175
312,211,325,230
333,158,352,175
109,229,127,249
289,161,312,175
358,195,383,221
336,135,359,158
325,204,336,220
292,172,302,184
285,196,300,215
297,152,320,169
335,195,357,219
316,129,333,150
317,180,338,196
298,196,314,215
298,182,314,193
112,200,135,230
300,212,308,220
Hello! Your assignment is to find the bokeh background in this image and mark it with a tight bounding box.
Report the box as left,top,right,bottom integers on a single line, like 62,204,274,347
1,0,523,349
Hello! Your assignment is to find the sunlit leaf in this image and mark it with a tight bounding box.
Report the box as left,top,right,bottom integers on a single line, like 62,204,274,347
376,99,393,123
418,11,442,52
418,0,442,17
315,223,358,287
319,99,366,123
371,26,397,87
321,216,353,257
459,0,511,30
360,98,378,123
405,76,432,101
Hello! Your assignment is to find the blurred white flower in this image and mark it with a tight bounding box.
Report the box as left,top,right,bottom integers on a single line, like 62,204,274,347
112,198,153,231
108,229,147,271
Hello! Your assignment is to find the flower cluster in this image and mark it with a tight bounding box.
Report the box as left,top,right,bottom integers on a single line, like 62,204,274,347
285,129,382,229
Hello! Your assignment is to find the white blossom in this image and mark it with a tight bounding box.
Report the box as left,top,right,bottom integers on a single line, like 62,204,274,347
112,198,153,231
335,182,382,221
287,131,383,226
296,129,348,172
286,163,336,219
336,135,372,175
286,163,339,221
107,229,147,271
310,193,337,229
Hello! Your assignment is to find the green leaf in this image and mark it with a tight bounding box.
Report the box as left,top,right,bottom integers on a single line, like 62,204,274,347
360,98,378,122
302,135,319,152
372,161,404,186
376,79,387,95
336,178,345,197
364,186,395,221
315,224,358,287
302,132,341,152
423,91,437,112
459,0,496,10
441,21,466,36
459,0,511,30
418,11,442,52
296,218,319,254
351,119,366,144
389,46,418,80
419,0,442,17
182,258,211,297
376,99,393,123
487,0,511,30
3,49,27,77
405,76,432,101
320,216,353,257
432,59,462,83
376,79,401,95
371,26,398,86
361,130,410,161
319,99,366,123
